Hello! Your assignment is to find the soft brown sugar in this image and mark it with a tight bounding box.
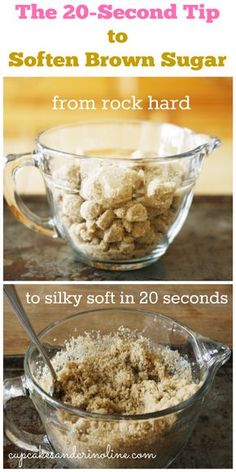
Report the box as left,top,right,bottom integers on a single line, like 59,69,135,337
40,328,202,468
48,329,200,415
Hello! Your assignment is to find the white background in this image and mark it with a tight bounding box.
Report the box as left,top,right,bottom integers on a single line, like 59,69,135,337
0,0,235,470
0,0,235,76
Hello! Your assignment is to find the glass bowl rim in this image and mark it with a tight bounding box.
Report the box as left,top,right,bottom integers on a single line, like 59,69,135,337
35,119,220,161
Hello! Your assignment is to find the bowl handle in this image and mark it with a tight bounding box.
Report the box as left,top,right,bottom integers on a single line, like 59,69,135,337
4,152,58,238
4,375,52,457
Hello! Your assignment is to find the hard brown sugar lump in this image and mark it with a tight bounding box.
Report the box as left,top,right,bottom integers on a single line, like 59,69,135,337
52,153,186,260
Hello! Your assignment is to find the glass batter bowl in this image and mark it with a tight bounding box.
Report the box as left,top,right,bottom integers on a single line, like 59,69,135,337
4,121,220,270
4,308,230,468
